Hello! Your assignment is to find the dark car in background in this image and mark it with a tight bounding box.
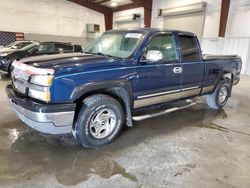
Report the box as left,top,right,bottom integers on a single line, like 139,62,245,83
0,41,34,52
0,41,82,73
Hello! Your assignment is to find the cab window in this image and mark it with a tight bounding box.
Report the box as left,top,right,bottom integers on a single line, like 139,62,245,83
147,34,178,63
179,35,200,62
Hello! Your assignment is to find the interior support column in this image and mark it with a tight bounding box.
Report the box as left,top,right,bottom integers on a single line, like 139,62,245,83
219,0,231,37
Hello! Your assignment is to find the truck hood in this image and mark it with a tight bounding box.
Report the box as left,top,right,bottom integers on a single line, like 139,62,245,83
20,53,118,71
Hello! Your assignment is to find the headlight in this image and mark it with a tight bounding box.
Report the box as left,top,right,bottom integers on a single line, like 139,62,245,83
30,75,54,86
28,75,54,102
28,88,51,102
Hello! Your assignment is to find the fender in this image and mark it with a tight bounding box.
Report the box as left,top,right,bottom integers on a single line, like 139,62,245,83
70,80,133,127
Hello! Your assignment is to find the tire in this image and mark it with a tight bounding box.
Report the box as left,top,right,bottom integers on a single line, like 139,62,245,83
74,94,124,148
206,79,231,109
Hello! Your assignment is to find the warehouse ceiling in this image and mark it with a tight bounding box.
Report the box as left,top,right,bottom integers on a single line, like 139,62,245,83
68,0,151,30
69,0,146,12
93,0,134,8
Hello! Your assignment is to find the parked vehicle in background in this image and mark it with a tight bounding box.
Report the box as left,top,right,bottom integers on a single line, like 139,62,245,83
6,29,242,148
0,41,82,73
0,41,34,52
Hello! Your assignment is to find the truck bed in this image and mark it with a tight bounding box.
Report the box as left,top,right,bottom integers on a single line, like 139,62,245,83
203,54,239,60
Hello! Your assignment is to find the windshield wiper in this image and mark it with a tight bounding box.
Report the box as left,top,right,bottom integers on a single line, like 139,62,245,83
85,52,121,59
96,52,110,57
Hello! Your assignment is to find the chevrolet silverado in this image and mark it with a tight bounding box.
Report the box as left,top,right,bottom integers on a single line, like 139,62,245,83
6,29,242,148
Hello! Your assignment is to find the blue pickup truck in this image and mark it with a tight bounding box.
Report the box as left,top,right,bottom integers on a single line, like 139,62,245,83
6,28,242,148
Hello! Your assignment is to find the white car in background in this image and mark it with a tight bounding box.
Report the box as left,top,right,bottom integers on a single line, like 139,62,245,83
0,41,34,52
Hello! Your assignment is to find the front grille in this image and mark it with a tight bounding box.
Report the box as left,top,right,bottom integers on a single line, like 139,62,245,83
11,67,30,95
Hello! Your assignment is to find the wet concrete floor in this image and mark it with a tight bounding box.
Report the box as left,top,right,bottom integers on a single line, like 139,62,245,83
0,73,250,187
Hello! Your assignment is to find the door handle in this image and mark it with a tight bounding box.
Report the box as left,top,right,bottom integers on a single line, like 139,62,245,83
173,67,182,74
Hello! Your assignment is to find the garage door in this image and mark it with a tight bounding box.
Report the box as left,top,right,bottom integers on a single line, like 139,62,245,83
116,20,142,29
161,2,206,40
163,12,204,39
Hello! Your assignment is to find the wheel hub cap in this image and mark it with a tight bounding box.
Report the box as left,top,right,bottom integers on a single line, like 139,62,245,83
218,85,228,104
89,108,117,139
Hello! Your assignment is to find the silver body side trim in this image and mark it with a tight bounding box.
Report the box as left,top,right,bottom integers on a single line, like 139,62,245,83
137,86,200,99
9,100,74,134
138,89,181,99
201,86,214,94
182,86,199,91
134,88,201,109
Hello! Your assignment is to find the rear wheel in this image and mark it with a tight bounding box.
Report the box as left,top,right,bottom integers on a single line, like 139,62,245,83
74,94,124,148
206,79,231,109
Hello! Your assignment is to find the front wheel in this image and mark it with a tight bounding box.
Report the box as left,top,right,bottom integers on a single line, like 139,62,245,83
74,94,124,149
206,79,231,109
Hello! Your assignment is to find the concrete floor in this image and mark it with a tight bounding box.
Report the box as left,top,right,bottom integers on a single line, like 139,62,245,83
0,74,250,188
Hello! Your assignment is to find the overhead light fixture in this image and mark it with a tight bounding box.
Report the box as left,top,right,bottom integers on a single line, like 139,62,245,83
111,1,118,7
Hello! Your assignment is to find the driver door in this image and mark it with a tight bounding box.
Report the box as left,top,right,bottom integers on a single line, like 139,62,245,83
134,33,182,108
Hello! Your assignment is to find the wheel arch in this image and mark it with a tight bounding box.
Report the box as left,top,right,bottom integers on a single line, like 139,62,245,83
70,80,133,127
214,71,234,96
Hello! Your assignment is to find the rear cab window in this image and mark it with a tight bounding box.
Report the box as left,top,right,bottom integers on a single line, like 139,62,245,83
179,34,201,62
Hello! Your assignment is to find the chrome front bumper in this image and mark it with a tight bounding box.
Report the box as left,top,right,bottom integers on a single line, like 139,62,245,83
9,99,74,134
6,85,75,135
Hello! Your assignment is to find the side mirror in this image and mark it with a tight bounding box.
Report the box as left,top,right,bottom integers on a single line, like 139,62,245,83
146,50,163,62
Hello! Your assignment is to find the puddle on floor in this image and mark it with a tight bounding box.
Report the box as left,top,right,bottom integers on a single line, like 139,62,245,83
191,105,250,136
202,123,250,136
0,132,138,186
56,157,138,185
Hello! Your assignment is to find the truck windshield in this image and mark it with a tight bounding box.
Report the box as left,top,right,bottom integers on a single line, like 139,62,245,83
84,32,144,59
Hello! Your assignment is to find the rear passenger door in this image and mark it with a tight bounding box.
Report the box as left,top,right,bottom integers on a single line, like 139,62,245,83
178,34,204,98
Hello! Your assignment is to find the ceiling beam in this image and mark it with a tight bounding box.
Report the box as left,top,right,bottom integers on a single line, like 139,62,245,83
96,0,111,4
69,0,112,14
219,0,230,37
144,0,153,28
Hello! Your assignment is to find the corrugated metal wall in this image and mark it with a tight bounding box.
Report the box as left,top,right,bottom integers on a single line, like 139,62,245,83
202,38,250,75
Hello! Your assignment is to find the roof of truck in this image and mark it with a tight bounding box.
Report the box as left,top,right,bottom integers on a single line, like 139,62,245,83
107,28,196,36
